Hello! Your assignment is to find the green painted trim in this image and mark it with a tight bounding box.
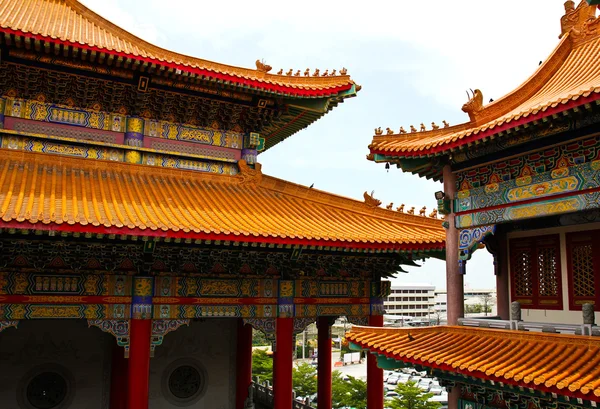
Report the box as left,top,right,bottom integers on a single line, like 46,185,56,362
377,354,408,370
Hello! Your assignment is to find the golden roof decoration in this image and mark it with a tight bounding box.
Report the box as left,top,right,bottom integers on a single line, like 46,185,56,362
347,325,600,400
368,1,600,158
0,0,358,95
363,191,382,208
0,150,445,249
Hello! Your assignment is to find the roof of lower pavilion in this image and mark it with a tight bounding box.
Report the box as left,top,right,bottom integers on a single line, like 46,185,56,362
0,149,445,252
347,325,600,401
368,1,600,180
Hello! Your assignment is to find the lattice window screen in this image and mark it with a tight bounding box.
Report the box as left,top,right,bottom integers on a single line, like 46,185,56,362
572,244,595,297
509,234,562,309
537,247,559,297
513,249,533,297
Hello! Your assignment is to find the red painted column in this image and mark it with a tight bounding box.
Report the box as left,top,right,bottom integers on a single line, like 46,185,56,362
367,314,384,409
443,165,464,325
317,317,332,409
273,317,293,409
496,231,510,320
236,319,254,409
128,319,152,409
109,343,128,409
448,383,461,409
128,276,153,409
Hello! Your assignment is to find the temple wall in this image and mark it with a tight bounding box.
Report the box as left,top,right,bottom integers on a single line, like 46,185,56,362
0,319,111,409
507,222,600,325
149,318,237,409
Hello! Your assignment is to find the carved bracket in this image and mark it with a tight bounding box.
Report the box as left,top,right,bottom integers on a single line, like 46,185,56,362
293,318,315,335
88,319,130,357
244,318,275,341
150,319,190,357
347,316,368,326
459,225,496,261
0,320,19,333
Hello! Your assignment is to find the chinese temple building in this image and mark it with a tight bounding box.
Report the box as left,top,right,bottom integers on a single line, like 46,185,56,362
351,2,600,409
0,1,448,409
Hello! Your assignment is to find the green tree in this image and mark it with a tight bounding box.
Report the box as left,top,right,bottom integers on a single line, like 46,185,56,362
387,381,441,409
251,349,273,384
292,362,318,398
331,371,367,409
252,329,269,346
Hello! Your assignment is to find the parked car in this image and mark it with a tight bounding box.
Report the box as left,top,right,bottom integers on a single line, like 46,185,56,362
385,391,400,400
387,374,400,385
417,378,433,391
429,385,444,395
397,374,411,384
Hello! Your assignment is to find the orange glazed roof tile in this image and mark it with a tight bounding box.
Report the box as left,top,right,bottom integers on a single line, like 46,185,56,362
347,325,600,400
0,0,357,97
369,2,600,158
0,149,445,250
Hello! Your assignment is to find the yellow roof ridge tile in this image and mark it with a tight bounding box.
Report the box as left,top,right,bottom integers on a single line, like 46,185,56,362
260,174,446,230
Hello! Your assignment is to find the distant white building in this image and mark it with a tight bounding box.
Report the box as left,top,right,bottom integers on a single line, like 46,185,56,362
384,284,436,319
434,288,497,316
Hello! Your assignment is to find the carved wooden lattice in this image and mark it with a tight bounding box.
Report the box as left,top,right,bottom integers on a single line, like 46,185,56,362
567,230,600,310
572,244,594,297
537,247,559,297
512,248,533,297
509,235,562,309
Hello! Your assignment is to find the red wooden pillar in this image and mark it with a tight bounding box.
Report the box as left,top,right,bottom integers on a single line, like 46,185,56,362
367,314,384,409
448,383,461,409
443,165,464,325
273,317,293,409
236,319,253,409
496,231,510,320
317,317,332,409
128,277,153,409
109,343,128,409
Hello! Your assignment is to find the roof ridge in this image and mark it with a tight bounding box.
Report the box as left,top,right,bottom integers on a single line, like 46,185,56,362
260,174,446,230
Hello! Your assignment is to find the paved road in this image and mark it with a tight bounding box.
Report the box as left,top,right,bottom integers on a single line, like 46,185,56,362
296,350,367,380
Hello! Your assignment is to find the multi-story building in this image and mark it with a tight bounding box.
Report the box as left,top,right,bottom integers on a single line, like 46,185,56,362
384,284,436,319
434,289,496,316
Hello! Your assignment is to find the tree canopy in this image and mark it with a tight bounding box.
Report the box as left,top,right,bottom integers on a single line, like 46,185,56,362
387,381,441,409
251,349,273,384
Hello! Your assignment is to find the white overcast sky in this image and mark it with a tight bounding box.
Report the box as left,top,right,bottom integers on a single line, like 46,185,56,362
80,0,566,290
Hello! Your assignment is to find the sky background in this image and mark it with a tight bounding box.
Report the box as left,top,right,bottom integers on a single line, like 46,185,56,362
80,0,567,290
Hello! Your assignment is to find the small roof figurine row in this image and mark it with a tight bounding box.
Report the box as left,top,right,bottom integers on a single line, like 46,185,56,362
374,121,450,135
385,203,442,219
276,68,348,77
255,60,348,76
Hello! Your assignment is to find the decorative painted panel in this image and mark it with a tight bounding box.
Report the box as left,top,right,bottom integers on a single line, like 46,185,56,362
1,134,124,161
0,272,132,297
144,119,244,149
4,97,125,132
456,134,600,190
566,229,600,310
456,159,600,215
157,278,274,298
295,280,367,298
456,190,600,228
142,153,238,175
509,235,563,310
